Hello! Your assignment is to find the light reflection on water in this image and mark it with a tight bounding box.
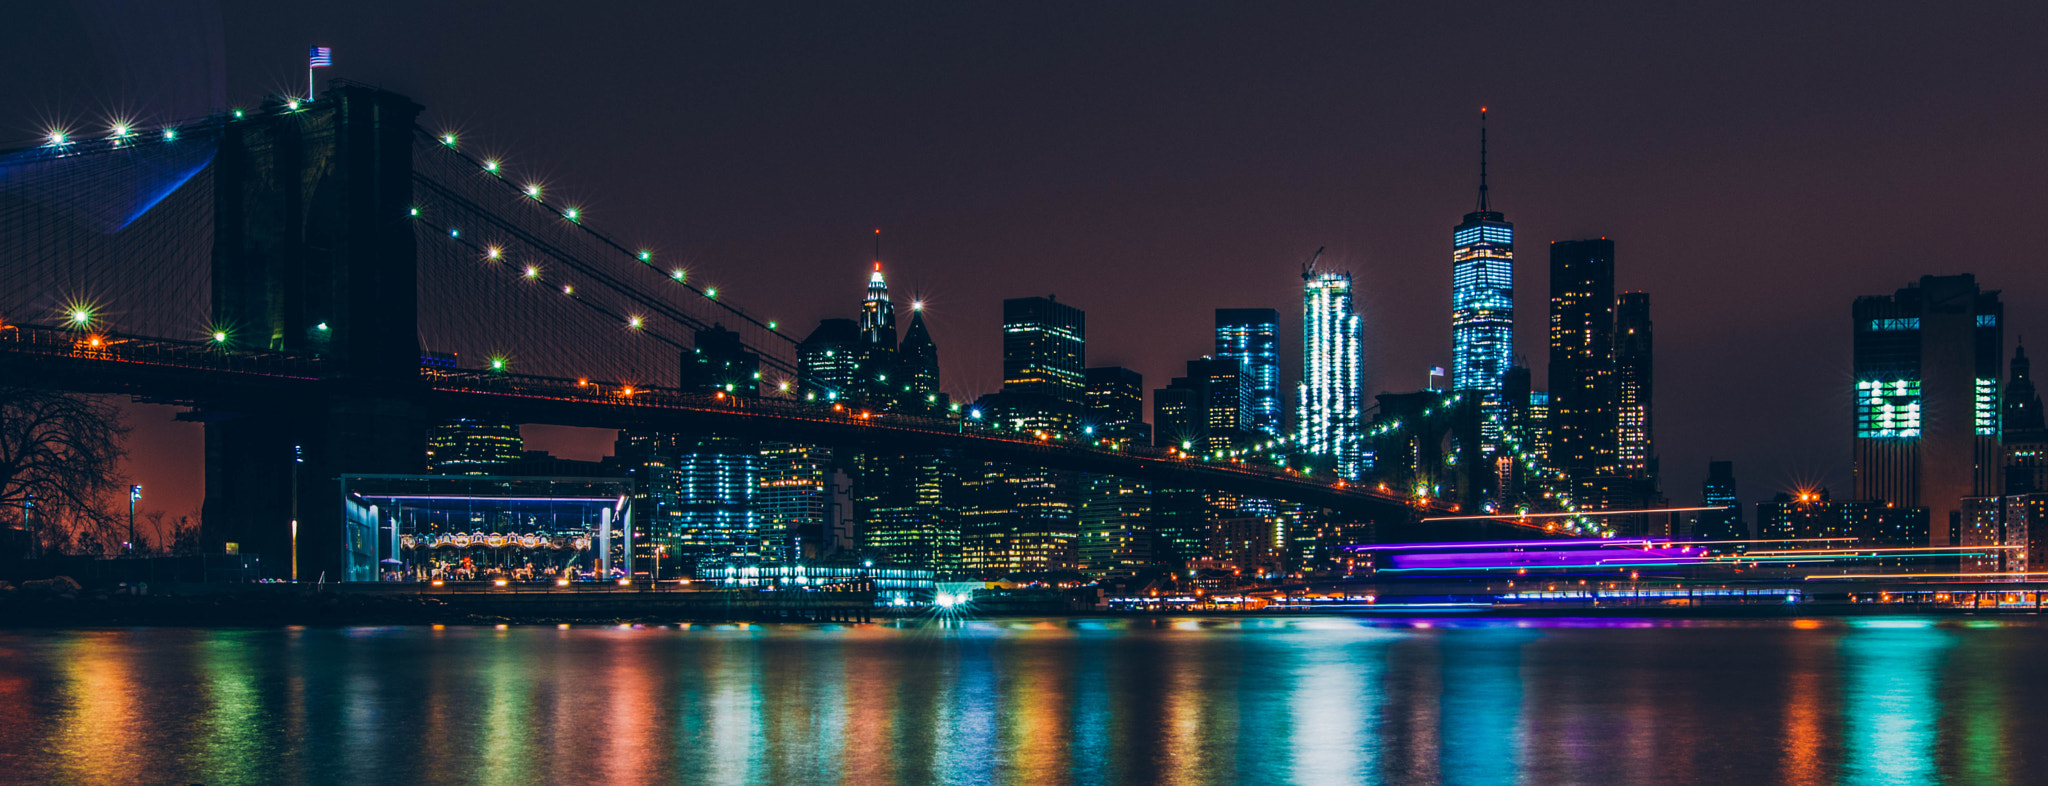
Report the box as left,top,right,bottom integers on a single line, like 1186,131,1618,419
0,617,2044,785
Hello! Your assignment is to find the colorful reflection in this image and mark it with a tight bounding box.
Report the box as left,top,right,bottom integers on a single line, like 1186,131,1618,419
0,618,2044,784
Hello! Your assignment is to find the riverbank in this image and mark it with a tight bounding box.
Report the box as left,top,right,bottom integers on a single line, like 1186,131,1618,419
3,582,2043,626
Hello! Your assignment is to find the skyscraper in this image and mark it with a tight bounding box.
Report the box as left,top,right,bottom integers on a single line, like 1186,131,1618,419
1852,274,2004,546
425,418,523,474
1696,460,1744,542
1084,366,1149,444
1451,109,1515,441
1615,292,1654,478
860,261,897,350
2002,344,2048,494
897,305,944,412
756,442,832,562
1548,239,1617,480
1002,296,1086,403
796,318,861,403
856,451,958,572
1299,265,1364,479
1215,308,1282,436
682,324,761,396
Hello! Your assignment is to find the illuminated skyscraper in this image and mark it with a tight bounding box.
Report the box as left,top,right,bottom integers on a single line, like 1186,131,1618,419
1084,366,1149,444
1002,296,1086,402
861,254,896,350
856,451,958,573
1548,238,1616,480
757,442,832,562
1451,109,1514,444
1615,292,1654,478
1298,266,1363,479
996,295,1087,433
1215,309,1282,436
1852,274,2004,545
425,418,523,474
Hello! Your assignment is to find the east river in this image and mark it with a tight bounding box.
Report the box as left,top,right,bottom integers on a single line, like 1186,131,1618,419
0,616,2042,785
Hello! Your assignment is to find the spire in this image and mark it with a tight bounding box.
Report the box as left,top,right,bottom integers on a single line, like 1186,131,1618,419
861,229,897,348
1477,107,1490,213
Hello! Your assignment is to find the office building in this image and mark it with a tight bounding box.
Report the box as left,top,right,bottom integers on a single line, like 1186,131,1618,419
1079,473,1152,577
1084,366,1149,445
2003,344,2048,494
1548,238,1617,479
1299,265,1364,478
860,261,897,350
1755,488,1927,546
1852,274,2004,545
1215,308,1283,436
856,451,959,573
425,418,523,474
1958,494,2044,575
1002,296,1086,403
897,305,946,412
1451,110,1515,449
756,442,835,562
1696,461,1746,541
1615,292,1654,478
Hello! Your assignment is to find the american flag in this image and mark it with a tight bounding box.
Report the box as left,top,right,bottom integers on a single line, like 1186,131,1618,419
309,47,333,68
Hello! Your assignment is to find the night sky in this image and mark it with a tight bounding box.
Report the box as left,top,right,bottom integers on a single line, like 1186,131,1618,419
5,2,2046,524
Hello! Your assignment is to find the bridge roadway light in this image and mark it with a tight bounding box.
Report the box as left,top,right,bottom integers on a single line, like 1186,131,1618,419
483,159,500,173
162,127,177,141
45,129,69,146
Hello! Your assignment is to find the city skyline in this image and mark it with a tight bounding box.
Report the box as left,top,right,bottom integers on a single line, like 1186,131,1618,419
7,3,2046,525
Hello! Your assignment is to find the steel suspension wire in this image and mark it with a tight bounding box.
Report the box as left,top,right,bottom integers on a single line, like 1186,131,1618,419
0,118,224,343
410,127,798,364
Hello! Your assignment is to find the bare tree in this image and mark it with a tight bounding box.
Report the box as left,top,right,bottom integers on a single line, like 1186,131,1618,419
0,387,129,555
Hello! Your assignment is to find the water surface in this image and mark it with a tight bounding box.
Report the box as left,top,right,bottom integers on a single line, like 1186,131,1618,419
0,616,2042,785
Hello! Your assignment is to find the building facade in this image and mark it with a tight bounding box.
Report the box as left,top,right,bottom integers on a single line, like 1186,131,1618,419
1548,238,1617,481
1215,308,1283,436
1451,111,1515,453
1852,274,2004,545
425,418,524,474
1299,268,1364,478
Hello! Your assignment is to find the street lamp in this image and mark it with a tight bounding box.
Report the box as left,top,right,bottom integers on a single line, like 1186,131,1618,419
128,485,141,555
291,445,303,581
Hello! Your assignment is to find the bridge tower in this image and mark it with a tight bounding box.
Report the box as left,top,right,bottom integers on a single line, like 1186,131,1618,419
202,84,427,580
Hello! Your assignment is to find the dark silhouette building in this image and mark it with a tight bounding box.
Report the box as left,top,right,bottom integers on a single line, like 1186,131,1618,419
1696,460,1745,542
1547,239,1617,481
2003,344,2048,495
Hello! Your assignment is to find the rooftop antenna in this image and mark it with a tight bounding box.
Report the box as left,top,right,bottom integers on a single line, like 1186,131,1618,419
1478,107,1490,212
1300,246,1326,281
873,228,881,271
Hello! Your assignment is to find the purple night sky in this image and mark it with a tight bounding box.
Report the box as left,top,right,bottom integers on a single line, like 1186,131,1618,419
3,2,2045,523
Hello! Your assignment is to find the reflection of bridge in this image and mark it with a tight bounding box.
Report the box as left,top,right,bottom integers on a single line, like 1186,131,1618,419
0,82,1488,578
